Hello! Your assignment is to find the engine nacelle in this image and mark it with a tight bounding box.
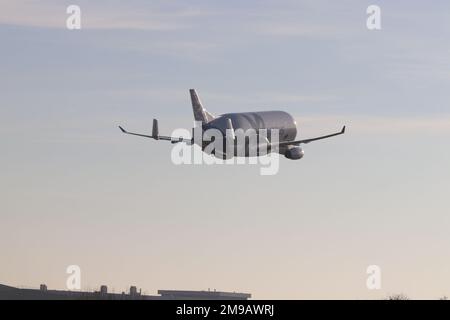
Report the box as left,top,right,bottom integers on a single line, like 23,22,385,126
284,146,304,160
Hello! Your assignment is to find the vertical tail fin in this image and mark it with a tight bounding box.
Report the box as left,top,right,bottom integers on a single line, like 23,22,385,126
190,89,215,124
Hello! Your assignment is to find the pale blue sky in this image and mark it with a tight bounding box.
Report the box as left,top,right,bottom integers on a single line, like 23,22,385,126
1,0,450,299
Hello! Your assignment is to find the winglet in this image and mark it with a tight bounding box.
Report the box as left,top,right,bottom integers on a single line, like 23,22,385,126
119,126,127,133
341,125,346,134
152,119,159,139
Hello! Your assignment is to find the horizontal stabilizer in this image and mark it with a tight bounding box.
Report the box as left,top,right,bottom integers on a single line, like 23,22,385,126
118,119,193,145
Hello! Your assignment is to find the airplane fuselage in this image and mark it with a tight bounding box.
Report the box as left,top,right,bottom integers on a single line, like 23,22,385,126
119,89,345,160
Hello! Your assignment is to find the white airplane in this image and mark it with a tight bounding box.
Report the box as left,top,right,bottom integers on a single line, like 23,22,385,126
120,89,345,159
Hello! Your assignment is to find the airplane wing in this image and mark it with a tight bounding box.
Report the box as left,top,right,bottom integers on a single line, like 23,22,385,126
119,119,193,144
273,126,346,147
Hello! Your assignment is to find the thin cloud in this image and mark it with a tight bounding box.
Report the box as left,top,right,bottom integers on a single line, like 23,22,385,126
0,1,215,31
201,92,338,108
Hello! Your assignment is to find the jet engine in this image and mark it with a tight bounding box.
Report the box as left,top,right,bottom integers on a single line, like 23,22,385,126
284,146,304,160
